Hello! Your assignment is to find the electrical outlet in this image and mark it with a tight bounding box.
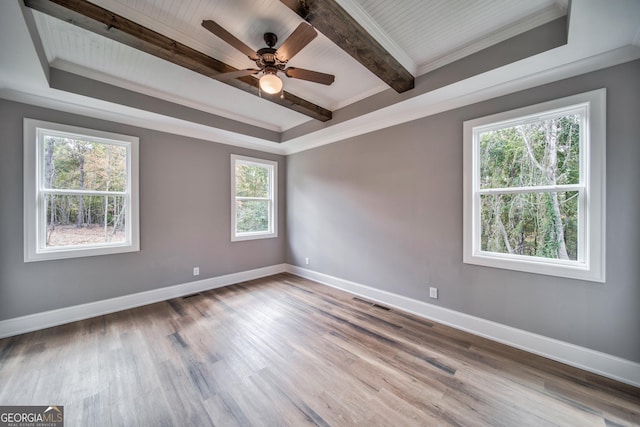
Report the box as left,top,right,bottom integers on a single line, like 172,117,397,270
429,287,438,299
305,257,310,265
193,267,200,276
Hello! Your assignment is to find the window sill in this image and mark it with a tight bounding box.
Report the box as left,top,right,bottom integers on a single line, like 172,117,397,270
231,232,278,242
463,251,604,283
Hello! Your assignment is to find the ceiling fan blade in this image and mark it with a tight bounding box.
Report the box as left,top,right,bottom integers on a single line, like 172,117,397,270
284,68,335,85
275,23,317,63
202,20,259,60
212,69,260,81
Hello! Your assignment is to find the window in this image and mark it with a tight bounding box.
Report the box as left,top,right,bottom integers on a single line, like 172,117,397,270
231,154,277,241
463,89,605,282
24,119,139,262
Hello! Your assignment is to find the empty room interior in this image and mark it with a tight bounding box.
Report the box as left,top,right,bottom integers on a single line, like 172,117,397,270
1,0,640,425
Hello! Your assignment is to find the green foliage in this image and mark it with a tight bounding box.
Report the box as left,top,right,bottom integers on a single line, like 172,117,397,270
479,114,580,260
235,163,271,233
236,164,269,197
44,136,127,235
236,200,269,233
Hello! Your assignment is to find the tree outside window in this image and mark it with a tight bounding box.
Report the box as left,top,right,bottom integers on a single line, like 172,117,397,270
24,119,139,262
478,113,580,261
43,136,128,247
231,155,277,241
463,90,605,282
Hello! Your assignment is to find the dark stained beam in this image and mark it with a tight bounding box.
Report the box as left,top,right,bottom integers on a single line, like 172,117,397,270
23,0,332,122
280,0,414,93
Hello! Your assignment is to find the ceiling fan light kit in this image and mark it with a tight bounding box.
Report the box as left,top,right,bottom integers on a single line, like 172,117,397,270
259,73,283,94
202,20,335,97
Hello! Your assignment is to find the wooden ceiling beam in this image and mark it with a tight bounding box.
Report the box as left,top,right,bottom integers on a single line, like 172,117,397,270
23,0,332,122
280,0,414,93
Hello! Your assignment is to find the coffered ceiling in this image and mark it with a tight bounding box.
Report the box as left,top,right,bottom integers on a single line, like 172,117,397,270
1,0,639,154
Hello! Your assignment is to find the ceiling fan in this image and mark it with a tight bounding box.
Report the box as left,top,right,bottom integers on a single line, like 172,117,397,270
201,20,335,95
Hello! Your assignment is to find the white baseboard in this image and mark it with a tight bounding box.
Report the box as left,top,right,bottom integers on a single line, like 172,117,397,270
286,264,640,388
3,263,638,388
0,264,287,339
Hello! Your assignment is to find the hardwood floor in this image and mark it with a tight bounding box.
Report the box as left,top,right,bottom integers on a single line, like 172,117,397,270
1,273,638,426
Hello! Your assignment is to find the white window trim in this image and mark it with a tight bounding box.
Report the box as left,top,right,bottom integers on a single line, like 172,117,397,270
231,154,278,242
463,89,606,282
24,118,140,262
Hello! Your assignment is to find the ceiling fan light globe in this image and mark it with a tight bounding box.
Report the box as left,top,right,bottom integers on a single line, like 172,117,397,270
259,74,283,94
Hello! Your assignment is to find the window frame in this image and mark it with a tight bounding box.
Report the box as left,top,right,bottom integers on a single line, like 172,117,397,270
24,118,140,262
462,89,606,282
230,154,278,242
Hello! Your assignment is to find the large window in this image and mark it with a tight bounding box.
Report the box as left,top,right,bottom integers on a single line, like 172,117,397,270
231,154,277,241
24,119,139,262
463,89,605,282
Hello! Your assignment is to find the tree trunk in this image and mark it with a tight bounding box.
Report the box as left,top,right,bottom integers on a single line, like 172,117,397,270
544,121,569,260
62,197,70,224
493,195,513,254
77,155,85,228
519,121,569,260
44,138,56,244
550,192,569,259
112,201,125,237
104,146,111,241
496,216,513,255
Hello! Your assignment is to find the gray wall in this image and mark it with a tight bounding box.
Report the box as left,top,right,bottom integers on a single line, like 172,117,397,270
286,60,640,363
0,100,286,320
2,60,638,363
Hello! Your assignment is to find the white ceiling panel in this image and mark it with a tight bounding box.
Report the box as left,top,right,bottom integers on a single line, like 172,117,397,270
33,12,311,131
95,0,388,109
350,0,567,74
3,0,638,155
33,0,394,129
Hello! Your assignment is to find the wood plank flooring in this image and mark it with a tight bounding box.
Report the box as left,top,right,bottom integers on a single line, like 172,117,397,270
0,273,638,426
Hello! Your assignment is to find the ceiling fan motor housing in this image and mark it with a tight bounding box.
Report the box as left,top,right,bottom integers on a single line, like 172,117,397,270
257,45,286,72
263,32,278,48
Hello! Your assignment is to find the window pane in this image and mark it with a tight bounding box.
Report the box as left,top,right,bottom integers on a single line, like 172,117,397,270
235,163,270,197
479,114,581,189
236,199,269,233
43,136,128,191
45,194,126,247
480,191,578,260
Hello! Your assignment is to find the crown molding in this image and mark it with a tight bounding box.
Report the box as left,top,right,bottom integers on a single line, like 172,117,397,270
0,86,287,154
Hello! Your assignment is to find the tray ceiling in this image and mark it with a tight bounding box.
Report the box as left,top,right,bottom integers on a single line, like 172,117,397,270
1,0,639,154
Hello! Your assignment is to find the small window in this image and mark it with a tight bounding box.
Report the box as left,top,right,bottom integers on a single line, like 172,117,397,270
24,119,139,262
463,89,605,282
231,154,277,241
